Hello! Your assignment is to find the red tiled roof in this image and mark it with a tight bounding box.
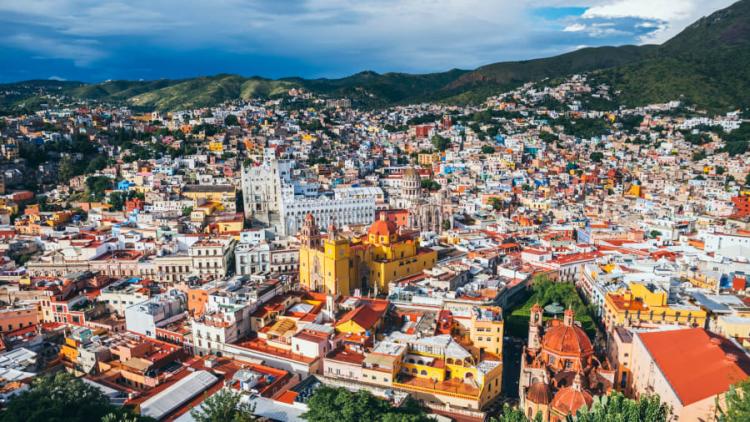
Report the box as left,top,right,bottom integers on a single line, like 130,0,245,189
276,390,298,404
542,321,594,357
336,304,383,331
550,386,592,415
550,252,600,265
368,219,398,237
638,328,750,405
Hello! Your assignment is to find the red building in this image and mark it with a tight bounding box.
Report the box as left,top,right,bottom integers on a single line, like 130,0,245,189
731,195,750,218
375,209,409,228
414,124,432,138
125,198,145,212
441,115,452,130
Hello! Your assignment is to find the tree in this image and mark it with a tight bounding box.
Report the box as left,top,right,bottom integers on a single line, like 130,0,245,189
692,149,707,162
745,172,750,187
108,191,125,211
431,135,451,152
102,414,142,422
302,386,430,422
224,115,240,126
0,372,148,422
191,388,257,422
86,155,108,173
481,145,496,154
488,197,503,211
539,132,557,144
490,404,531,422
719,379,750,422
716,165,726,175
58,156,78,182
589,152,604,163
420,179,440,191
86,176,113,201
571,392,669,422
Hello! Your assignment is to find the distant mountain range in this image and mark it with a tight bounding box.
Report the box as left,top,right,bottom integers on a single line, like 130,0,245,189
3,0,750,112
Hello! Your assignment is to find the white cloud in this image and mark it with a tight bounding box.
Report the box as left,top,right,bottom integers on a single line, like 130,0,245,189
582,0,736,43
0,0,740,74
564,23,587,32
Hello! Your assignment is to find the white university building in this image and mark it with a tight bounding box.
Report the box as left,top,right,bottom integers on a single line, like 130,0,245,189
242,158,376,236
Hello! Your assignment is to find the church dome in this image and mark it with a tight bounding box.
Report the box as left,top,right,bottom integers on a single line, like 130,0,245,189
403,166,420,181
526,382,552,405
368,218,398,237
550,385,592,416
542,323,593,357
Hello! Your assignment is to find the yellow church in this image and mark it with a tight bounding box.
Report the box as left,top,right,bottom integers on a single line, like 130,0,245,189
299,213,437,296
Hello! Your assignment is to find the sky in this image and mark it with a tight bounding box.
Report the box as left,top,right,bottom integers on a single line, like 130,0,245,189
0,0,738,83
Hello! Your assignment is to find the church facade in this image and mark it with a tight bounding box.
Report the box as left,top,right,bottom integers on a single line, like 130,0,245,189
298,213,438,296
392,167,454,234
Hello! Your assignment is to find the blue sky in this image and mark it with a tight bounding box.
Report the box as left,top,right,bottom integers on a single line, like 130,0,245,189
0,0,737,83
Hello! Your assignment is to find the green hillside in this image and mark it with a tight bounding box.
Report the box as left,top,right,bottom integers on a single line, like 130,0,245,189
2,0,750,112
438,45,657,103
290,69,471,107
592,0,750,110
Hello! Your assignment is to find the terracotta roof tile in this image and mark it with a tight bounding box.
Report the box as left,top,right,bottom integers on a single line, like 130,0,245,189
638,328,750,405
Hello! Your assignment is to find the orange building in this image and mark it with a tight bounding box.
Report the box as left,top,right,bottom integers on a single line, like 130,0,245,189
375,209,409,228
519,306,614,422
0,306,38,333
731,194,750,218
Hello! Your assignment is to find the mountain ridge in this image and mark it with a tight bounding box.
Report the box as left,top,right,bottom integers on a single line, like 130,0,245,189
2,0,750,112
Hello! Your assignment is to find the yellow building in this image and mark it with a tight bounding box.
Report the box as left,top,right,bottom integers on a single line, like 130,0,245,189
0,199,18,215
392,331,504,409
468,306,504,357
418,152,441,166
182,185,236,207
208,141,224,152
686,274,719,290
60,337,80,363
603,282,707,329
299,214,437,296
715,315,750,343
624,183,642,198
46,211,72,227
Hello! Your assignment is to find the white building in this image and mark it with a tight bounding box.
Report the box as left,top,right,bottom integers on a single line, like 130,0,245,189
241,158,293,223
702,231,750,260
280,195,374,236
124,291,186,338
235,238,299,276
98,279,150,316
188,236,236,279
242,158,375,236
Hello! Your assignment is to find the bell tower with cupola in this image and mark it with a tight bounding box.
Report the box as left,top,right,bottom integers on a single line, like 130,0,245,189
528,303,544,352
